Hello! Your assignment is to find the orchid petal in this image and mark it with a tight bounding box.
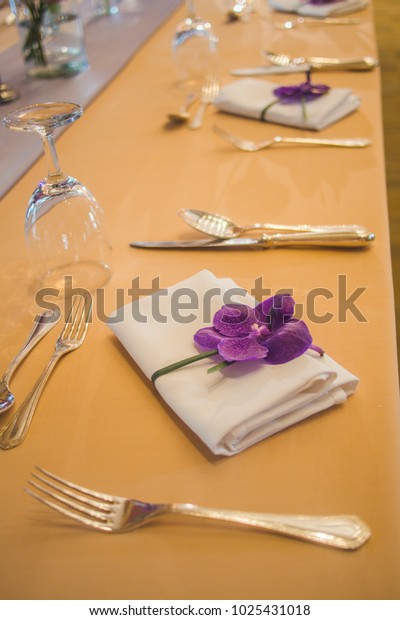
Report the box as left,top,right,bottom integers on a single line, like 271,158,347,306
213,303,256,337
262,319,312,365
194,327,224,349
255,294,295,330
217,335,268,362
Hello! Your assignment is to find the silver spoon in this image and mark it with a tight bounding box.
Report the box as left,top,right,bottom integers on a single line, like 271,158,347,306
0,308,60,413
0,80,19,104
167,93,197,124
226,1,251,22
178,208,369,240
274,16,361,30
264,51,377,71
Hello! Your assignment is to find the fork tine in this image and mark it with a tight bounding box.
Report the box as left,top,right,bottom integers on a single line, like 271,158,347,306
31,470,113,511
34,466,115,502
27,479,112,523
62,295,92,340
25,487,111,532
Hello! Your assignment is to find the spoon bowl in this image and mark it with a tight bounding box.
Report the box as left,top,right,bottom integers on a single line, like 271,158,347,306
178,208,369,240
167,93,197,124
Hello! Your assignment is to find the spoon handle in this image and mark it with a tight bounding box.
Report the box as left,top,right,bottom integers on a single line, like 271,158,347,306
0,309,60,384
0,351,62,449
244,223,369,234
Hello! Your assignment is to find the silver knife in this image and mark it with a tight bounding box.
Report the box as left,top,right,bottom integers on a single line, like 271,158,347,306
231,65,311,76
131,230,375,250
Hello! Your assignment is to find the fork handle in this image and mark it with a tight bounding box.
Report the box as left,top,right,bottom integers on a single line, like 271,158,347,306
0,352,62,449
278,137,371,148
189,103,207,130
171,504,371,550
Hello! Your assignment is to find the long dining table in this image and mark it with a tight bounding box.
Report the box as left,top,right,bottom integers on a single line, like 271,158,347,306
0,0,399,603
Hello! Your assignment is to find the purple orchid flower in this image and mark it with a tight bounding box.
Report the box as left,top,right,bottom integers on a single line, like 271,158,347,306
193,295,320,365
273,72,330,105
308,1,339,5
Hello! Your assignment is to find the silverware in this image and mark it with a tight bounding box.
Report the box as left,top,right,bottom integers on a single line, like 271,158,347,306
273,16,361,30
264,51,377,72
26,466,371,549
0,309,61,414
0,296,91,450
213,126,371,152
179,208,370,240
231,65,313,76
130,230,374,250
226,0,253,22
167,92,197,124
189,74,220,130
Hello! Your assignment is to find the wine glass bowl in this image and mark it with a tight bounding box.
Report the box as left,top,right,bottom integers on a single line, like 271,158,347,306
172,1,218,92
3,102,112,293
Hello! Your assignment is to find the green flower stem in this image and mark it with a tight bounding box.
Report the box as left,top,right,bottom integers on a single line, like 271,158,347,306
23,0,48,67
151,349,219,384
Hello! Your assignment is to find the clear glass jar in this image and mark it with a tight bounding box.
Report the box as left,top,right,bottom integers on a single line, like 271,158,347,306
10,0,89,78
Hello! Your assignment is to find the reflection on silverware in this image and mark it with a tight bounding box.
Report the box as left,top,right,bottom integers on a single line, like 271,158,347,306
274,16,361,30
0,309,61,414
264,51,377,71
0,77,19,104
189,74,220,130
0,296,91,450
26,465,371,549
130,230,375,250
230,65,310,76
226,0,252,22
167,92,197,124
213,125,371,152
179,208,370,240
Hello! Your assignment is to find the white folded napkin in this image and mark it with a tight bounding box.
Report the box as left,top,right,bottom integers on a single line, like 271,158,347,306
214,78,360,130
268,0,368,17
108,271,358,456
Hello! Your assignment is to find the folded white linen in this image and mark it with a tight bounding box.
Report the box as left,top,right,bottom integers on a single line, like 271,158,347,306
214,78,360,130
268,0,368,17
108,271,359,456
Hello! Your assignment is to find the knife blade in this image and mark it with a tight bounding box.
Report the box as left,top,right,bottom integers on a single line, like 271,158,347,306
130,230,375,250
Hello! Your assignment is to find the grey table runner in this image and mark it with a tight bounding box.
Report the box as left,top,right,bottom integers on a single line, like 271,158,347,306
0,0,181,199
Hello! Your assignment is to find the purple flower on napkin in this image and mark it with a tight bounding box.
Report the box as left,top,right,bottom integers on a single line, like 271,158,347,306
193,295,317,365
273,75,330,105
261,72,330,122
307,1,340,5
151,295,324,383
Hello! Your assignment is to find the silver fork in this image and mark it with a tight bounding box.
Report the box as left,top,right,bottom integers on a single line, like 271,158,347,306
0,296,92,450
25,466,371,550
213,125,371,152
189,74,220,130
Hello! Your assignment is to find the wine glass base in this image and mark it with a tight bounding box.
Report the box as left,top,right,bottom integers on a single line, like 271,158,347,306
36,261,112,295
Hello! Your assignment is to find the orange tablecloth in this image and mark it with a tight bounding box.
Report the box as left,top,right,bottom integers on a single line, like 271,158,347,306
0,0,399,600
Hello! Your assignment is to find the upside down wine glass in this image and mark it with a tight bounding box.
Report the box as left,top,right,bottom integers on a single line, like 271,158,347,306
3,102,112,293
172,0,218,92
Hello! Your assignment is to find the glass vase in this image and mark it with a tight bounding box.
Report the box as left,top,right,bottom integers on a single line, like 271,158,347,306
10,0,89,78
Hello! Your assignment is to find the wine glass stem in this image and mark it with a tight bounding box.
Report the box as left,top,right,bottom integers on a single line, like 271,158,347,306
41,132,66,184
186,0,195,17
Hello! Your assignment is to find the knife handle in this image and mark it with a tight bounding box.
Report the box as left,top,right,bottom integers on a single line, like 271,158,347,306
260,230,375,248
309,56,377,71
